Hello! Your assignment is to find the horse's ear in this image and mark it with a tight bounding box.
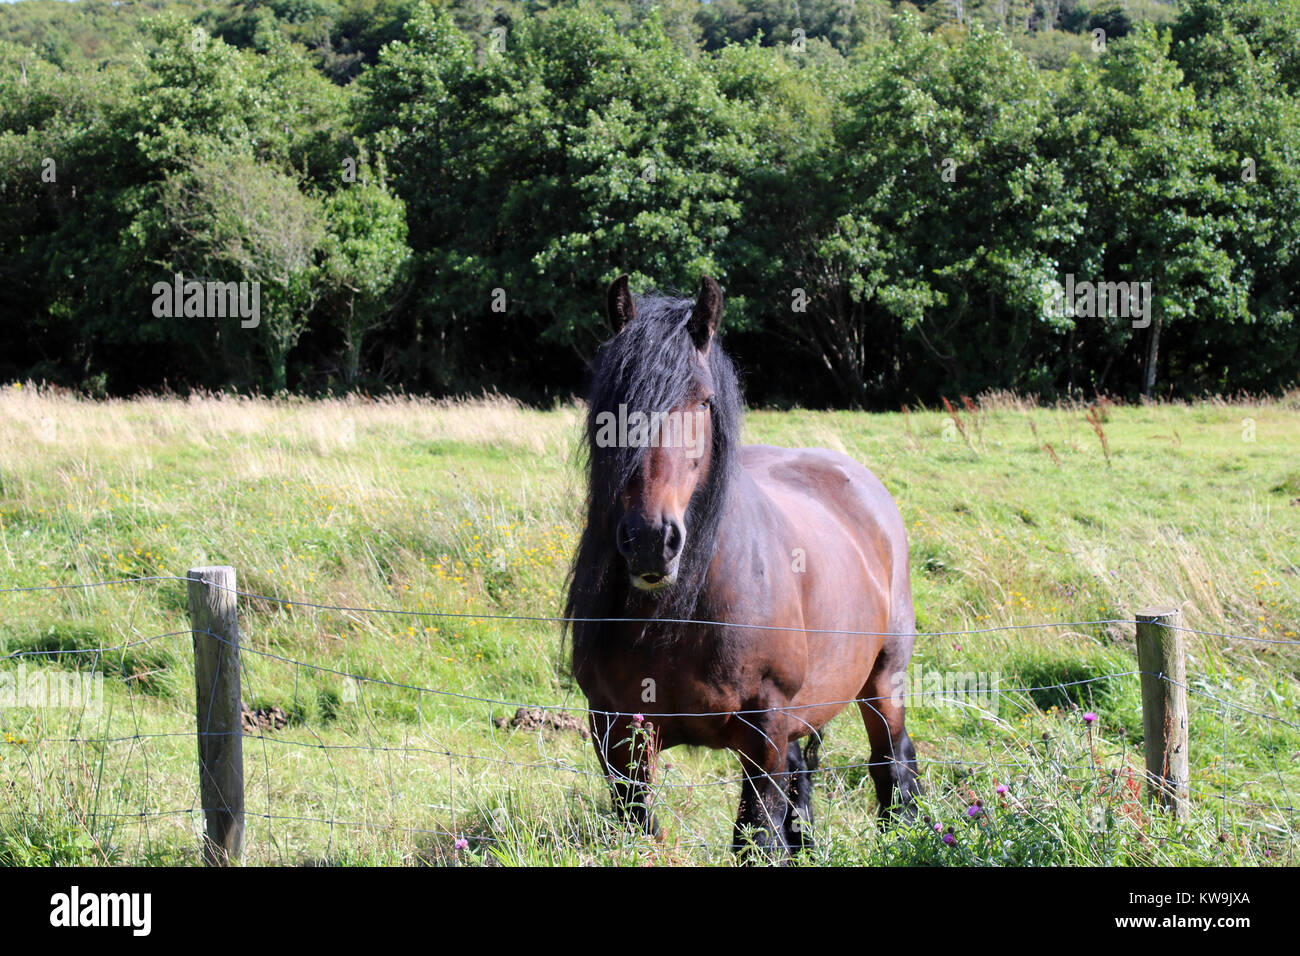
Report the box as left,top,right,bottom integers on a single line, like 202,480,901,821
688,276,723,351
607,274,635,332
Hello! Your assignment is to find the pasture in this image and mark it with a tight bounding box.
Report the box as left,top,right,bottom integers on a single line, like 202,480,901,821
0,384,1297,865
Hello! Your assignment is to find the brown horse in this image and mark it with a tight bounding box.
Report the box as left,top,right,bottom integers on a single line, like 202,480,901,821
565,275,919,857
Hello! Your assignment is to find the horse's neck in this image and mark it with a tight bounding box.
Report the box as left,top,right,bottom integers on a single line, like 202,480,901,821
704,464,778,574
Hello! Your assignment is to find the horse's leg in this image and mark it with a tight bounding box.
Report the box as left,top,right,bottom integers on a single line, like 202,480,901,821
857,641,921,822
588,711,661,839
732,717,792,861
783,739,814,851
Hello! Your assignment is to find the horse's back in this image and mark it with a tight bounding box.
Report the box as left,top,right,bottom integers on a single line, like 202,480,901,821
740,443,912,630
740,445,907,551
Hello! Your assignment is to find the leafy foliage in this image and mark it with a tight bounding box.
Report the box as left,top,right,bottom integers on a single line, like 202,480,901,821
0,0,1295,402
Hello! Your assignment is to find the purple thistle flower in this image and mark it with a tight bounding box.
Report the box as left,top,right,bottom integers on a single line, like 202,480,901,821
996,784,1009,795
454,838,469,851
942,833,955,845
967,805,982,818
1083,712,1098,725
934,822,943,832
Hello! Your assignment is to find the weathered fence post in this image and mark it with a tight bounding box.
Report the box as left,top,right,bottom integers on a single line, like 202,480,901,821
1135,606,1188,819
187,566,245,865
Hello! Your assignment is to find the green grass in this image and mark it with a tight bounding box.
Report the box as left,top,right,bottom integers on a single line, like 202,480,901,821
0,384,1297,865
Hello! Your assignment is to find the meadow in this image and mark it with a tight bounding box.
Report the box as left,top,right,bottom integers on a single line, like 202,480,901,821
0,384,1297,866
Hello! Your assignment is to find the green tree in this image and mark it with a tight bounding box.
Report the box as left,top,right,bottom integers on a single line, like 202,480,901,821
1057,25,1243,396
321,172,411,385
162,153,327,391
359,3,754,392
759,14,1082,405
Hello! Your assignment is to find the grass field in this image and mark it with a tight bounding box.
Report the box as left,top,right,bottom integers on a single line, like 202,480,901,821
1,383,1297,866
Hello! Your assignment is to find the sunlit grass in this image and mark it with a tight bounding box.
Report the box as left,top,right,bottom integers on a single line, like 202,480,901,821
0,383,1296,865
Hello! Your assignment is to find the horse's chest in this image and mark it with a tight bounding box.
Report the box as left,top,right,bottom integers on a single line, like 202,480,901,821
578,630,766,747
581,633,722,695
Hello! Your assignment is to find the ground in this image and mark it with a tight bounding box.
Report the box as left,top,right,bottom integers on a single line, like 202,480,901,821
0,384,1296,865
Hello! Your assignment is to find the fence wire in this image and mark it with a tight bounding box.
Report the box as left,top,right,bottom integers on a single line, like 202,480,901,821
1,574,1297,864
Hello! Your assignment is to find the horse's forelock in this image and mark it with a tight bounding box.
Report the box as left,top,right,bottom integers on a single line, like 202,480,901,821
587,294,696,490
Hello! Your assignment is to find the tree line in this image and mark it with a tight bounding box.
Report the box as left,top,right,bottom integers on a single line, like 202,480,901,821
1,0,1295,407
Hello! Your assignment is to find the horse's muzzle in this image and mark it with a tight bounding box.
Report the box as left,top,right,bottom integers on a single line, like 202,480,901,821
616,512,684,588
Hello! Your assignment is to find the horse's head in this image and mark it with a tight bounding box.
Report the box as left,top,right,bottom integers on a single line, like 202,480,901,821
584,275,738,596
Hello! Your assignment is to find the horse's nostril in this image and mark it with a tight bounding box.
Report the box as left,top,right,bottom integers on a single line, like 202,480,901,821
617,519,636,555
663,521,684,559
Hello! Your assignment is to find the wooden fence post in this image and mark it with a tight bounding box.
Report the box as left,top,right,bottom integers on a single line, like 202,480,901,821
187,566,245,865
1135,606,1188,819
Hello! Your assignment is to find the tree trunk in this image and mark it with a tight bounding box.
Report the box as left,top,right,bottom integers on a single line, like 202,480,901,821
1143,314,1162,398
267,341,288,393
343,297,360,385
1066,327,1076,394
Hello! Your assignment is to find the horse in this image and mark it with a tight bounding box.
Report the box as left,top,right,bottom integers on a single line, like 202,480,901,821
565,274,920,857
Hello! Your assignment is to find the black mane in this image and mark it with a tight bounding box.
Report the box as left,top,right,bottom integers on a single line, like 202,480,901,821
564,290,743,666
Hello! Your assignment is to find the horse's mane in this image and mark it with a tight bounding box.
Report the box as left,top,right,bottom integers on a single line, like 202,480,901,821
564,290,743,668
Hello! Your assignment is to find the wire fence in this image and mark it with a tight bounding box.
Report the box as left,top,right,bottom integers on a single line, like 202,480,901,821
1,573,1297,864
